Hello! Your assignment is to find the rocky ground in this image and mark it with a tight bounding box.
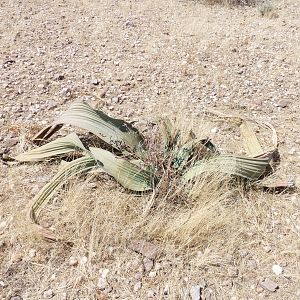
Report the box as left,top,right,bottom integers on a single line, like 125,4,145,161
1,0,300,299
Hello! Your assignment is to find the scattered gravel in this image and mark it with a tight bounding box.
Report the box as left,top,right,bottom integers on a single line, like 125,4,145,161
1,0,299,298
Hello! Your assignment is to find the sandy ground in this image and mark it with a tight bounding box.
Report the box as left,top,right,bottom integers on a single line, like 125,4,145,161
1,0,300,299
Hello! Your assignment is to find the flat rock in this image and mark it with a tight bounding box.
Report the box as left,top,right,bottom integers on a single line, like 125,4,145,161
276,100,290,108
260,278,278,292
4,137,18,148
128,240,160,260
10,296,22,300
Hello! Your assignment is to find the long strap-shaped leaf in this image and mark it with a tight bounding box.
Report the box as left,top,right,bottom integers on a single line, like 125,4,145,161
15,133,87,162
89,147,155,192
33,101,144,151
182,155,271,182
240,120,264,157
29,156,96,223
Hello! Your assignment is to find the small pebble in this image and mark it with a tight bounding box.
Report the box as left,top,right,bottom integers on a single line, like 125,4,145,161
247,259,257,269
133,281,142,292
54,74,64,81
61,292,67,300
143,258,154,272
211,127,219,134
276,100,290,108
80,256,88,264
91,78,100,85
147,288,157,298
69,256,78,266
227,267,239,277
148,271,156,278
272,264,283,275
163,284,169,295
0,280,7,287
10,296,22,300
190,285,201,300
97,277,107,290
28,248,36,258
43,289,54,299
99,268,110,279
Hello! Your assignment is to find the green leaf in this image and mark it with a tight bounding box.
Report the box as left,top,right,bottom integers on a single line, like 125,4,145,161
160,118,173,151
15,133,87,162
173,139,201,169
173,138,217,170
30,156,96,224
182,154,271,182
33,101,144,151
159,118,181,153
89,147,155,192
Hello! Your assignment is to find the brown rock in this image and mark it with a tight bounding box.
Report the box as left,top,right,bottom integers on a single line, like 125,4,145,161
4,137,18,148
128,240,160,260
95,288,108,300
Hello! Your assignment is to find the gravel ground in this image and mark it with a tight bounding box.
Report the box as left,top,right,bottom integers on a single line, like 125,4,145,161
1,0,300,299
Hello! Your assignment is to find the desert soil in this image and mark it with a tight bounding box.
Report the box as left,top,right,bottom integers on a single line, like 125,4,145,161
0,0,300,299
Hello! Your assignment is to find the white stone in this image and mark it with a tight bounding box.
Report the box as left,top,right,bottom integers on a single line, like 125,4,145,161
28,248,36,258
69,256,78,266
190,285,201,300
148,271,156,278
97,277,107,290
99,268,110,279
272,264,283,275
134,281,142,292
80,256,88,264
50,274,56,281
210,127,219,134
43,289,54,299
